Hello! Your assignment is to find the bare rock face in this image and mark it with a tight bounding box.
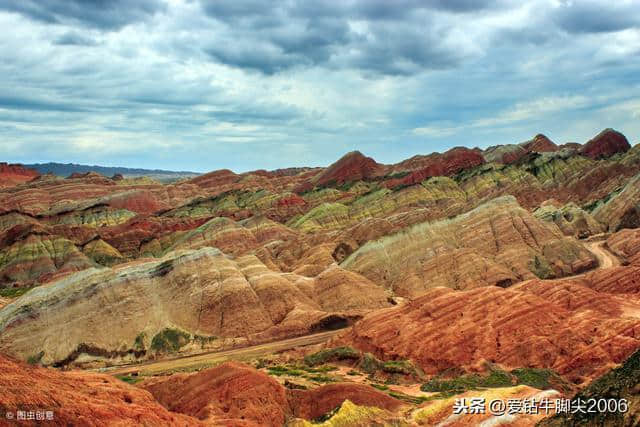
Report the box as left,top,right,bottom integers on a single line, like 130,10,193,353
0,353,200,425
580,128,631,159
0,247,390,366
594,173,640,232
341,196,597,297
331,285,640,381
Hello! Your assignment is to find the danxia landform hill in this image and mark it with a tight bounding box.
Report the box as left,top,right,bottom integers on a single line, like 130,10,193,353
2,128,640,425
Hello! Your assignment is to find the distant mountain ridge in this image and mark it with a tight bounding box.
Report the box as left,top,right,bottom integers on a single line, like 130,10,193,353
24,162,200,179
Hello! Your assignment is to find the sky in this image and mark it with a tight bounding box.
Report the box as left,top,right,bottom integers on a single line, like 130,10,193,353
1,0,639,173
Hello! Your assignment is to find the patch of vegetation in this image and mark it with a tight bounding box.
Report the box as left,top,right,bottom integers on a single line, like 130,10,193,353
538,349,640,426
304,346,361,366
133,332,146,350
267,365,305,377
385,171,410,179
371,383,389,391
312,404,341,423
357,352,384,374
388,391,431,405
116,374,143,385
150,328,191,353
421,368,513,393
308,374,335,383
27,351,44,365
582,187,623,212
0,286,34,298
347,369,360,376
421,366,570,397
511,368,556,390
382,360,415,375
530,255,554,279
193,334,217,348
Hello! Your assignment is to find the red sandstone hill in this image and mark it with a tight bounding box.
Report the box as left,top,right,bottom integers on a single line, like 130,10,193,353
331,282,640,383
580,128,631,159
522,133,559,152
294,151,385,193
0,162,39,188
142,361,404,426
0,353,200,426
384,146,485,188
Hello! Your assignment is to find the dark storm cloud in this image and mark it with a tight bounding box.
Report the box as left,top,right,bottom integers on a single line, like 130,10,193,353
2,0,640,172
0,0,165,30
197,0,487,75
554,1,640,34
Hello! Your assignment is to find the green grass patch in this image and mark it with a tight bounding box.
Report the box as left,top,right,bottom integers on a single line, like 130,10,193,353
116,374,143,385
307,374,335,383
371,383,389,391
304,346,360,366
0,287,35,298
267,365,305,377
382,360,415,375
133,332,146,350
150,328,191,353
27,351,44,365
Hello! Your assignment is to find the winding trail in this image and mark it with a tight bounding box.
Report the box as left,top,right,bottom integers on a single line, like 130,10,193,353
585,240,620,270
101,329,342,377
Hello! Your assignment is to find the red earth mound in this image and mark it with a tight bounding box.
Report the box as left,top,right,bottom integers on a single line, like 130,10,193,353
0,353,199,426
0,163,39,187
143,361,403,426
331,285,640,383
522,134,559,152
580,128,631,159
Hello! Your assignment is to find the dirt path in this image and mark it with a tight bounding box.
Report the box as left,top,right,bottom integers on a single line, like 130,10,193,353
101,329,341,377
585,240,620,269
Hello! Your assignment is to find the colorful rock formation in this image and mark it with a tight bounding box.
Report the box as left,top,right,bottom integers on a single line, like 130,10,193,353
341,196,596,296
0,162,39,187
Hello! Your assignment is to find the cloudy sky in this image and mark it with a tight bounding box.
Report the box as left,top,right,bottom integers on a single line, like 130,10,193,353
1,0,639,172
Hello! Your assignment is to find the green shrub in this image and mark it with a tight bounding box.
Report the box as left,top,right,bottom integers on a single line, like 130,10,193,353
304,346,360,366
150,328,191,353
27,351,44,365
382,360,415,375
0,287,34,298
134,332,146,350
